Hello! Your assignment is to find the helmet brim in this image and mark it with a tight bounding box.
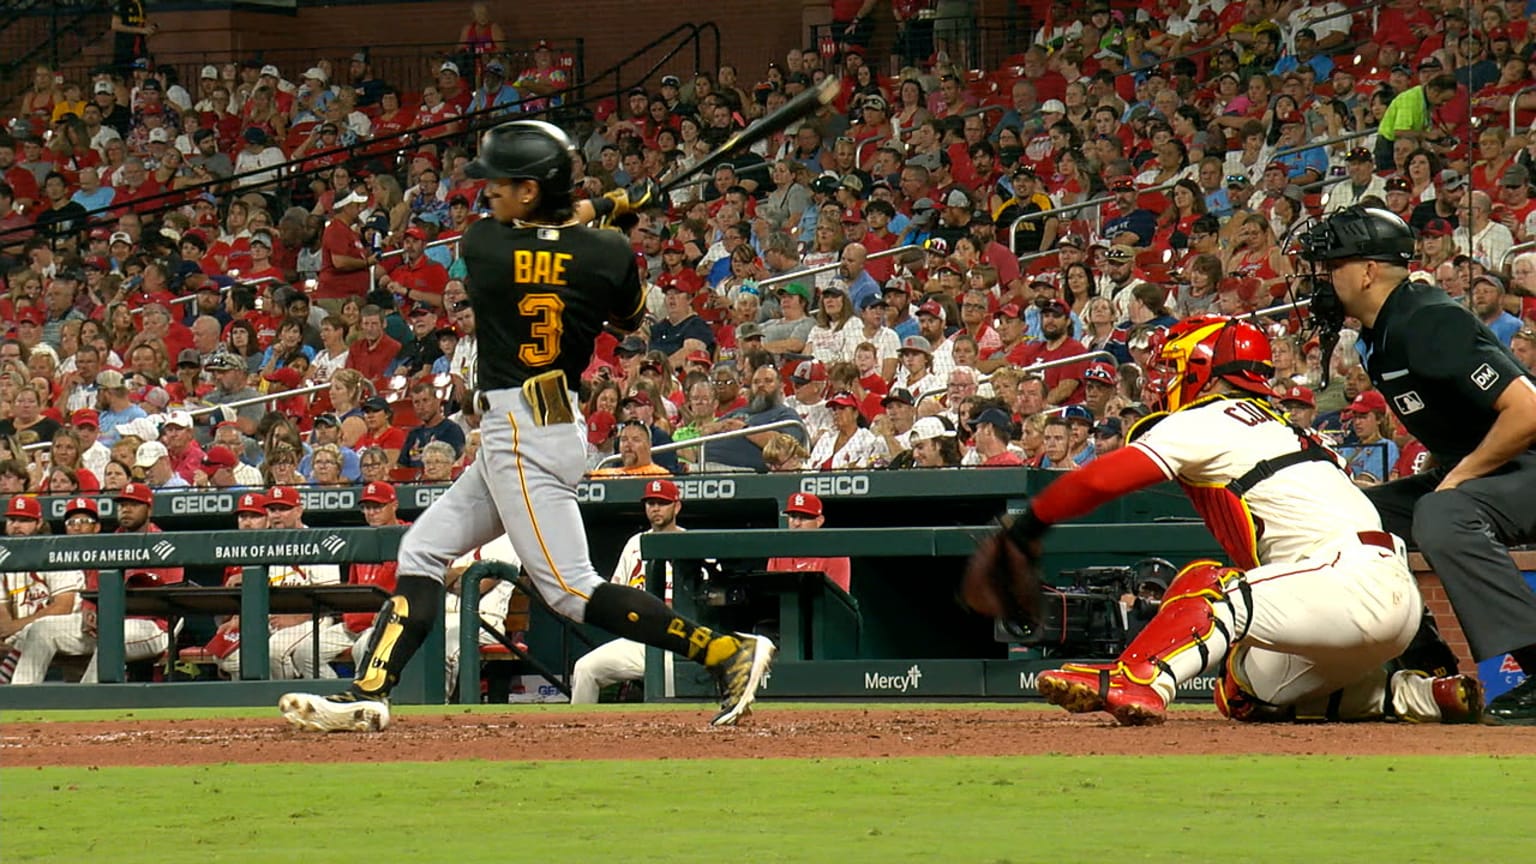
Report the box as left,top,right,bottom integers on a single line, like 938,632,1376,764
465,160,511,180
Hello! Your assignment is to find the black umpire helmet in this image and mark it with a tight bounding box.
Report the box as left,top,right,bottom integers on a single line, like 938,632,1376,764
465,120,575,189
1299,205,1415,266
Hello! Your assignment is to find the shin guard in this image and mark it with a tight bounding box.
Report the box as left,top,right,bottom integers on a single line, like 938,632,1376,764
1113,560,1250,704
583,582,741,667
352,575,442,698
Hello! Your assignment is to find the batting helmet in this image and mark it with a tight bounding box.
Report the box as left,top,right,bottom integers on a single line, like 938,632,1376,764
1146,315,1274,412
1299,205,1415,266
465,120,576,189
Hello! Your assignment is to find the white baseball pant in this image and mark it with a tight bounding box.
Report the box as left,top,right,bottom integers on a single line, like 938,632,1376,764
570,638,646,703
7,616,168,684
219,621,353,680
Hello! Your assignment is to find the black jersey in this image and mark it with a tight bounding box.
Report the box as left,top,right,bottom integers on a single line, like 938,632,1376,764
460,217,644,390
1362,280,1533,464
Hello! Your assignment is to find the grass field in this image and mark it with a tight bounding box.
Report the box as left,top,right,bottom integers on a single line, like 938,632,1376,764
5,705,1532,864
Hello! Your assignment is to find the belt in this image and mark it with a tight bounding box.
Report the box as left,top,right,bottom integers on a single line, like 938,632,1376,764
1357,531,1394,551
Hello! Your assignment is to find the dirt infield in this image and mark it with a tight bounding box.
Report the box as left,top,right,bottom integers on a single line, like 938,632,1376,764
6,707,1535,767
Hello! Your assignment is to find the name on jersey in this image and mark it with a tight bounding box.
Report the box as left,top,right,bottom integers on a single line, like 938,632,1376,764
513,250,571,286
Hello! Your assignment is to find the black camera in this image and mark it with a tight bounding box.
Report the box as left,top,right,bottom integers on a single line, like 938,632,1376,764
997,559,1174,659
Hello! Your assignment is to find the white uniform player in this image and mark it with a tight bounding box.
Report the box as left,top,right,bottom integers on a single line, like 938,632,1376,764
1023,316,1483,725
0,497,85,685
570,479,684,703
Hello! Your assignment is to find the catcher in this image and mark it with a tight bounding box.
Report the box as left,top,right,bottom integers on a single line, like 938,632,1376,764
963,315,1483,725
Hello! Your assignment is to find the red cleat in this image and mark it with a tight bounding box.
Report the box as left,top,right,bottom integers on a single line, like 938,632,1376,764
1036,663,1125,715
1104,680,1168,726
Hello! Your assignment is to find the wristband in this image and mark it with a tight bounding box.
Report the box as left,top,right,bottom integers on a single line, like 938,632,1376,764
1005,506,1048,546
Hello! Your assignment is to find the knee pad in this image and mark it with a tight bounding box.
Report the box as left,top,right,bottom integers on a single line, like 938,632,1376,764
1213,651,1293,723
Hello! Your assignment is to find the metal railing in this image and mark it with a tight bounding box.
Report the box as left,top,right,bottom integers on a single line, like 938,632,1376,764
186,382,331,418
1007,179,1183,250
1509,84,1536,134
1271,129,1376,160
1503,240,1536,272
379,235,459,261
592,418,807,471
756,244,922,290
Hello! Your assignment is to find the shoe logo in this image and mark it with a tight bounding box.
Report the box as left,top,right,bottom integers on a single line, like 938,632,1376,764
321,534,347,555
864,664,923,693
151,540,176,561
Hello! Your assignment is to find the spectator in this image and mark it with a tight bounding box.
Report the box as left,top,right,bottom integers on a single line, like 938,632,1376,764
358,445,390,485
158,409,203,482
418,440,458,483
195,443,260,488
591,419,673,477
1375,74,1459,172
704,365,809,473
389,305,444,377
356,396,406,464
299,413,361,481
765,493,851,592
134,440,189,489
1036,415,1075,470
809,391,889,469
1092,417,1125,458
970,406,1025,467
650,280,714,367
398,381,464,468
345,305,402,380
202,352,264,436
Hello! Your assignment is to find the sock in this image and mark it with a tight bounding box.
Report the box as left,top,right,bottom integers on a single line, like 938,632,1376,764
350,575,442,699
1510,646,1536,678
584,582,741,667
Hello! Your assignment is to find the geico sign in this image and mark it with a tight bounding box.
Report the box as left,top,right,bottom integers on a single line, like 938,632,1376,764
798,474,870,497
299,489,357,510
576,482,606,502
412,486,448,508
168,493,236,515
675,479,735,500
48,497,117,519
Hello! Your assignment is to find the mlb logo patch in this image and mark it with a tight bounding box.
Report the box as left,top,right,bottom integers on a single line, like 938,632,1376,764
1394,391,1425,414
1472,363,1500,391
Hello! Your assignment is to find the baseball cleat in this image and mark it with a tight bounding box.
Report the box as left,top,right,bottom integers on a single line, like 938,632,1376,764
1105,682,1168,726
1036,664,1119,714
709,634,776,727
1430,674,1484,724
279,691,391,733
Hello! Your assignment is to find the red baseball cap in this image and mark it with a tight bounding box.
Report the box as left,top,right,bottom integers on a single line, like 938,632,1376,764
825,391,859,410
263,366,302,389
1277,383,1316,407
641,478,680,503
235,492,267,515
15,307,44,326
266,486,301,508
662,238,685,253
1347,390,1389,415
5,496,42,520
403,226,428,241
917,299,946,319
114,482,154,506
789,359,828,384
684,350,712,366
62,496,99,518
201,445,237,469
783,492,823,518
1083,361,1117,385
360,481,397,504
71,408,100,429
586,410,617,445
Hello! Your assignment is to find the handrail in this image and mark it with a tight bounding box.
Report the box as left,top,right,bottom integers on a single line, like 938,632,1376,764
379,235,460,261
591,418,808,470
573,21,718,106
1271,128,1375,160
1022,351,1115,374
756,244,923,289
1246,297,1313,321
186,382,331,417
1007,178,1183,250
1502,240,1536,271
1017,247,1060,264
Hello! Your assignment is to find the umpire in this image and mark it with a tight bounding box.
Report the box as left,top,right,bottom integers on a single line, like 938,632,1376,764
1302,206,1536,723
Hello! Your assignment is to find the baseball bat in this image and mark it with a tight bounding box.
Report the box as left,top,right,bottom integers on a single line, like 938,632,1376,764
574,77,842,223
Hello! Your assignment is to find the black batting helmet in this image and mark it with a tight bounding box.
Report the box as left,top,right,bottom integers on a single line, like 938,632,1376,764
466,120,575,189
1299,206,1415,266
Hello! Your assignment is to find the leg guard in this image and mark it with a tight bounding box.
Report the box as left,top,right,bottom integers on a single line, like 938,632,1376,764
1114,560,1250,704
583,582,739,667
351,575,442,699
1214,649,1295,722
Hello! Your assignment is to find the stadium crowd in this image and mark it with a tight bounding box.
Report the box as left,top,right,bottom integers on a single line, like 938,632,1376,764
4,0,1536,500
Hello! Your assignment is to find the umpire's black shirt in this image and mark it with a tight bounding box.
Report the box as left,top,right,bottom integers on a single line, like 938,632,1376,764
1361,280,1533,465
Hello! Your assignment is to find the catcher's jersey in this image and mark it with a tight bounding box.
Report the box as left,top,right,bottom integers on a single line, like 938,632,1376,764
461,217,644,390
1130,394,1384,568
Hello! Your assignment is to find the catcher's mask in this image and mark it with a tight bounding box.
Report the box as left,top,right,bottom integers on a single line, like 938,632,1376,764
1146,315,1275,412
1295,206,1414,387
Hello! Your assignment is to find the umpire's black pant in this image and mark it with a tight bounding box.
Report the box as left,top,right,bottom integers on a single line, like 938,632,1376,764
1365,453,1536,662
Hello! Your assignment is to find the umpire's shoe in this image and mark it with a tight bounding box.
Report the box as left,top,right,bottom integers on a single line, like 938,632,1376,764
279,691,392,733
1486,677,1536,724
709,634,777,726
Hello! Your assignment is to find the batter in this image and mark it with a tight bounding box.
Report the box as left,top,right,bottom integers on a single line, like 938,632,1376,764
280,121,774,732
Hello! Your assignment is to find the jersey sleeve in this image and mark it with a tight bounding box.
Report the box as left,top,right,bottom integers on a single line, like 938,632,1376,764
1412,307,1528,410
1128,407,1216,480
607,233,647,332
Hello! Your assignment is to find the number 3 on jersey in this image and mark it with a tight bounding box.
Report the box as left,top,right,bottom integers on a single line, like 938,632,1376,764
518,293,565,366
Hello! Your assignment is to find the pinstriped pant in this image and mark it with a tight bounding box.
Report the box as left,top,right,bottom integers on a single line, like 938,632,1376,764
6,615,167,684
397,387,605,621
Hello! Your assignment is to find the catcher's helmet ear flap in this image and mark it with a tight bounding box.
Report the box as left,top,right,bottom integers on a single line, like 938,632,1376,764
466,120,576,189
1300,205,1415,265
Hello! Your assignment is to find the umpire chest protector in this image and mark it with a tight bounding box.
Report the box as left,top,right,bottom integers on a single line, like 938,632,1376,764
1361,280,1533,466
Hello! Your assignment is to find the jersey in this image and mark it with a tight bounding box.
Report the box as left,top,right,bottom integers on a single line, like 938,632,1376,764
1130,393,1383,569
1362,280,1534,465
611,528,683,604
460,217,644,390
4,569,85,620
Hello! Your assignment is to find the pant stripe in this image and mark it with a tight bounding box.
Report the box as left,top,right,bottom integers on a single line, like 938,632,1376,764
506,408,589,601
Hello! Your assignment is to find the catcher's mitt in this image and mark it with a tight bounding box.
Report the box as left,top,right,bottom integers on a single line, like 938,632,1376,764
960,519,1043,629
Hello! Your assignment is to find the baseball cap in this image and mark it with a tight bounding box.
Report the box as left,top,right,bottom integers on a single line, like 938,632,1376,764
661,74,681,88
917,299,946,320
148,128,170,143
908,416,956,443
1083,362,1117,385
783,492,823,518
64,496,100,518
361,396,392,413
305,66,330,83
900,335,933,355
14,307,44,327
779,282,813,304
134,441,169,468
1277,383,1316,407
586,410,617,445
235,492,267,515
115,482,154,506
70,408,100,429
1037,297,1071,317
175,348,201,369
943,188,972,209
266,486,301,509
1421,218,1454,239
484,60,506,76
1041,99,1066,114
1503,164,1531,188
996,302,1026,320
616,334,648,356
1110,177,1136,192
1092,417,1124,439
922,237,949,255
94,81,114,95
204,352,244,372
881,387,917,406
790,359,829,384
1059,405,1093,426
662,238,685,253
1276,110,1305,126
858,294,887,311
333,189,368,209
973,407,1014,430
439,61,460,75
1438,169,1467,191
5,496,42,520
621,391,652,407
1105,244,1135,263
684,350,712,366
197,444,237,470
825,391,859,410
641,478,680,503
1347,391,1389,415
1345,147,1373,163
313,412,340,428
1385,176,1412,193
737,322,765,340
264,366,302,389
360,481,397,504
1226,174,1251,188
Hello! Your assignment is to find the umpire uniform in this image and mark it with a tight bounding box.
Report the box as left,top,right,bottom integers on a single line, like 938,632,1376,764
1303,206,1536,722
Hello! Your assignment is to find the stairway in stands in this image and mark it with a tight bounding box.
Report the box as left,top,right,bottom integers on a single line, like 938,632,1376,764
0,1,112,120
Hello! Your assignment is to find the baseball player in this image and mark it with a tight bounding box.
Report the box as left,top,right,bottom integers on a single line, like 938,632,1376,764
281,120,774,732
570,478,684,704
968,315,1483,725
0,497,85,684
